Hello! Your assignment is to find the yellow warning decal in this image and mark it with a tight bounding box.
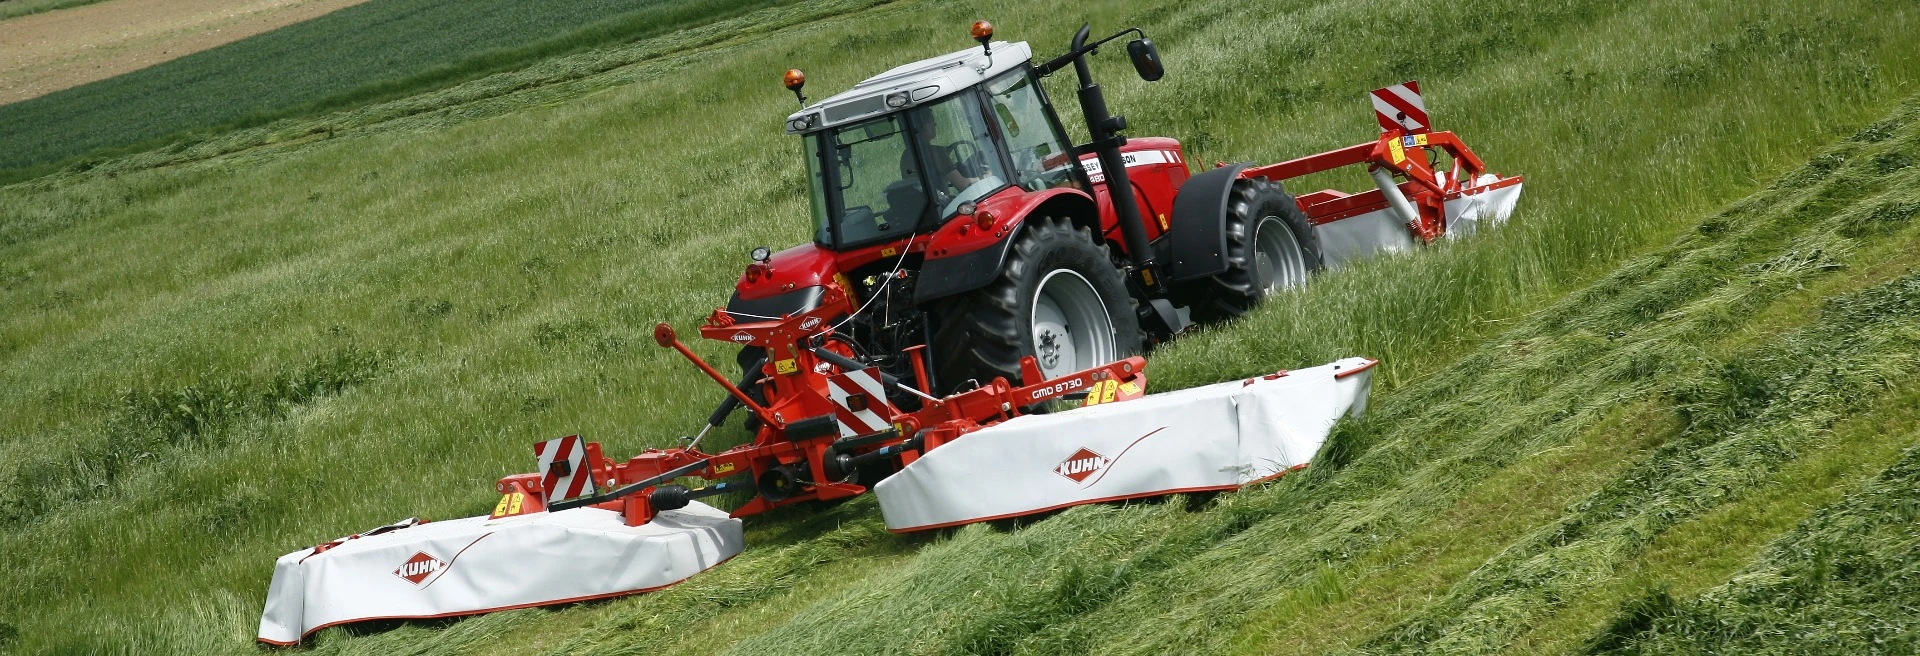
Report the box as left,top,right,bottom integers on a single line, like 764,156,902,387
712,462,736,475
1083,379,1120,406
1389,139,1406,165
1119,381,1140,396
491,492,525,518
881,246,899,257
775,358,799,374
1413,134,1429,147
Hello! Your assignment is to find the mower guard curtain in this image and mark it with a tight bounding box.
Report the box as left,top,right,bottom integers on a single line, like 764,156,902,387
874,357,1374,532
258,503,743,645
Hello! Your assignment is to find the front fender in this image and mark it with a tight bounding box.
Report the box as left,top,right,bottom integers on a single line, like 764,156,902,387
913,187,1098,304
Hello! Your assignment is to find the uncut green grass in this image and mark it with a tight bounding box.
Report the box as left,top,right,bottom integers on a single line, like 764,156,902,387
2,0,1919,652
0,0,804,181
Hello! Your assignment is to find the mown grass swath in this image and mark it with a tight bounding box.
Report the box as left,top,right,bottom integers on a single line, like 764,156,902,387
1,0,1918,652
0,0,107,20
0,0,806,181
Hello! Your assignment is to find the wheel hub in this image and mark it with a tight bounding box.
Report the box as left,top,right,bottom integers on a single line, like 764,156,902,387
1254,216,1308,294
1030,269,1115,379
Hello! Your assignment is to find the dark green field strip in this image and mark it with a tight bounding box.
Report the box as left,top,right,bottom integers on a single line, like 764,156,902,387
0,0,105,20
0,0,802,179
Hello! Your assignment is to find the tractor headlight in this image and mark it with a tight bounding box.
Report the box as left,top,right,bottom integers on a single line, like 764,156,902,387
884,91,910,108
787,114,817,132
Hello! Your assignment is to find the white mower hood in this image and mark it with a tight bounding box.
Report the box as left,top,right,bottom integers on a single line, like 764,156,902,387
258,502,743,645
875,357,1375,531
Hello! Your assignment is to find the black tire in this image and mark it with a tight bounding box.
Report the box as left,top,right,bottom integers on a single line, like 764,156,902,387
931,216,1143,394
1185,178,1324,324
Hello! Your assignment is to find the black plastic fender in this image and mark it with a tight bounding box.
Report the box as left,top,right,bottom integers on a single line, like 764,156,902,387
913,194,1101,305
914,234,1015,304
1167,162,1253,281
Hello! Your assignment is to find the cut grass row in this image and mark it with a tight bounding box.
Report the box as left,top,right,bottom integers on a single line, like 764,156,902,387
0,0,104,20
0,0,810,181
1,0,1918,652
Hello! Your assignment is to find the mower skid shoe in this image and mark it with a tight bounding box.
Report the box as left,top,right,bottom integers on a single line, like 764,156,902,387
257,502,743,645
874,357,1375,532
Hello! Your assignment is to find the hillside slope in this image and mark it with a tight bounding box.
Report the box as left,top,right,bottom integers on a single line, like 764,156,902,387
0,0,806,180
1,0,1917,653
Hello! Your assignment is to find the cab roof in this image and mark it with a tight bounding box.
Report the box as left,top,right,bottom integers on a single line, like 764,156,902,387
784,41,1032,135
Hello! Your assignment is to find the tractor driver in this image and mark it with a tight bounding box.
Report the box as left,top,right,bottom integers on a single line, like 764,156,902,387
902,121,979,200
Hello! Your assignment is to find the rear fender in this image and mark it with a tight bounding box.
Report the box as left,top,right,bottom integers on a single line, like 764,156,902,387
1167,162,1253,281
914,187,1099,304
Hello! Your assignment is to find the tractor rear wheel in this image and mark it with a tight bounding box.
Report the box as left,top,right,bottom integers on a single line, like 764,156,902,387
1186,178,1323,323
932,216,1142,393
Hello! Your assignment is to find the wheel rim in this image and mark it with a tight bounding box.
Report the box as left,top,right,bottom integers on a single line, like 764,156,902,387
1253,216,1309,294
1030,269,1116,379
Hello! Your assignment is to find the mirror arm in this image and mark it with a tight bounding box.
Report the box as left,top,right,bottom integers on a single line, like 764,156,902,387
1034,26,1145,77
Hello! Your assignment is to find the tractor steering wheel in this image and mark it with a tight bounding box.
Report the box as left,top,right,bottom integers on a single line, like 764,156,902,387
945,141,986,179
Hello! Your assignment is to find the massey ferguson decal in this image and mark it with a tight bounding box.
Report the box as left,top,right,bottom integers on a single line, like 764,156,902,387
394,551,446,586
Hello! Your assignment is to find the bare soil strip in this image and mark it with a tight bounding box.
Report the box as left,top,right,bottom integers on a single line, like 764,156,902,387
0,0,372,105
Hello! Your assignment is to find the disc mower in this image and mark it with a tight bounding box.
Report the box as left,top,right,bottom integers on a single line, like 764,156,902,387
259,19,1520,644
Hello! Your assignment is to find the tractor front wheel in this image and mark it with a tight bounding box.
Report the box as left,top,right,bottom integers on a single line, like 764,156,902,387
1185,178,1323,323
932,216,1142,392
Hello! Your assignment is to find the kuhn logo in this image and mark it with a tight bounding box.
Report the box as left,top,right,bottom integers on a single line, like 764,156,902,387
731,331,754,343
1055,448,1110,484
394,551,446,586
800,317,822,330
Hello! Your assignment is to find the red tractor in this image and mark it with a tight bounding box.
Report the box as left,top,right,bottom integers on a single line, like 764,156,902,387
735,21,1520,405
534,19,1520,527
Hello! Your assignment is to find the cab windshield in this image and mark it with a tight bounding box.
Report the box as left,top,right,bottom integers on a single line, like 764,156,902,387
804,91,1012,249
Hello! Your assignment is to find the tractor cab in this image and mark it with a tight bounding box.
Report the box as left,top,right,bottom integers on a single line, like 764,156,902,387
784,41,1084,251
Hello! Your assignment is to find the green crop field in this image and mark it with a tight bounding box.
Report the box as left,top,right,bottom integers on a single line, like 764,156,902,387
0,0,805,182
2,0,1918,653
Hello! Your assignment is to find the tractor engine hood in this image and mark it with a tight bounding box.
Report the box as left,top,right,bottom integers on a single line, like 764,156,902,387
726,243,843,321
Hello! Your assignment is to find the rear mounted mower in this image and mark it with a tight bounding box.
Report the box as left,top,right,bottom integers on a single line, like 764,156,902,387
260,18,1522,644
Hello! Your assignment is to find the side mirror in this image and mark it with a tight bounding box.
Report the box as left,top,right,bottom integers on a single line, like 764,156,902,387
1126,38,1164,82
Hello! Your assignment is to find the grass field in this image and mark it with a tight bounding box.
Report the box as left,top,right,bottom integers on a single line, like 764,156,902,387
2,0,1919,653
0,0,376,107
0,0,805,181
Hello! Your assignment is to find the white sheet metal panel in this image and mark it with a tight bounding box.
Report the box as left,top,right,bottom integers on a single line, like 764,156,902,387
1444,176,1524,239
1316,208,1417,268
258,502,743,645
1314,175,1523,267
875,357,1374,532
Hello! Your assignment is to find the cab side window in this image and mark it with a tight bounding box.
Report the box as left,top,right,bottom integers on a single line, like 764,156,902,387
986,71,1075,192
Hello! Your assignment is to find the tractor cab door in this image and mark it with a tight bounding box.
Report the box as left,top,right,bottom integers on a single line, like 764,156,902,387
981,66,1083,195
903,92,1014,222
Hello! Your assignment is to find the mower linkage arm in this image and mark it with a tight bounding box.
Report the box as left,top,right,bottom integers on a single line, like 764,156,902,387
548,458,711,512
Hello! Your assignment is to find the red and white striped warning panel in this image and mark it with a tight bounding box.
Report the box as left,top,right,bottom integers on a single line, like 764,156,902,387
826,369,894,437
534,435,595,503
1371,80,1429,134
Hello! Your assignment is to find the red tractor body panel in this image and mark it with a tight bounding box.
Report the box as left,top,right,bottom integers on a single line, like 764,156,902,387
1083,136,1191,246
